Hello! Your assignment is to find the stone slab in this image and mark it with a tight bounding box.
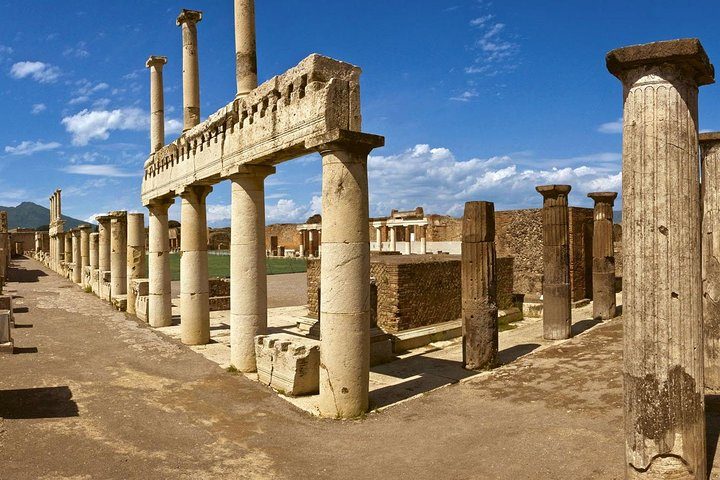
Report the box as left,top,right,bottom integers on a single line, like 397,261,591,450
255,334,320,396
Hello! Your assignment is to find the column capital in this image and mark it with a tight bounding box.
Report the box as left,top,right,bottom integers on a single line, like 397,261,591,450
107,210,128,222
587,191,618,205
536,184,571,199
78,223,93,232
145,195,175,209
146,55,168,69
178,184,213,201
700,131,720,148
607,38,714,86
306,129,385,156
176,9,203,26
223,164,275,179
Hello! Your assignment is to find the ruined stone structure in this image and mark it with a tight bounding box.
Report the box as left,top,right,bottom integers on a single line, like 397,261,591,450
701,132,720,391
608,38,712,479
588,192,616,320
536,185,572,340
297,223,321,258
370,208,428,255
48,189,64,273
126,213,146,316
461,202,497,370
141,2,383,418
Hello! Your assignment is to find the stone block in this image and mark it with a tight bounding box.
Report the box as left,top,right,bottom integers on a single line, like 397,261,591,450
0,295,13,327
132,279,149,321
111,295,127,312
0,309,12,353
255,335,320,396
209,296,230,311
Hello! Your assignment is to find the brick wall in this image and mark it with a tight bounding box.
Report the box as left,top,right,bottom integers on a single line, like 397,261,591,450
266,223,303,252
306,259,321,319
495,209,544,299
569,207,594,301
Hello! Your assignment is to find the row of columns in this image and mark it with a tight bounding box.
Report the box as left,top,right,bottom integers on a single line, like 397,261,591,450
298,227,321,257
374,224,427,254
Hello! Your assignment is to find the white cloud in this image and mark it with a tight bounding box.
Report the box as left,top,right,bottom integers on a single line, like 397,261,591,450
63,42,90,58
450,89,479,102
367,144,622,216
4,140,61,156
470,14,494,26
63,164,138,177
31,103,46,114
597,118,623,134
61,107,147,146
9,61,60,83
465,10,519,77
0,45,12,60
165,118,183,135
204,195,322,226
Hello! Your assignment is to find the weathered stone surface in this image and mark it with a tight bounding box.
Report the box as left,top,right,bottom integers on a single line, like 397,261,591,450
126,213,145,316
132,279,149,322
588,192,617,320
148,198,174,328
255,335,320,396
608,38,713,479
0,309,12,352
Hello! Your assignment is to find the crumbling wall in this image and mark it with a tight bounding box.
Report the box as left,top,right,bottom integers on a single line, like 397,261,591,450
265,224,302,252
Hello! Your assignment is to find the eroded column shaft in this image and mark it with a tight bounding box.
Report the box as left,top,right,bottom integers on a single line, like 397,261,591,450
234,0,257,97
146,56,168,153
588,192,617,320
177,10,202,131
148,200,173,327
110,212,128,297
126,213,146,316
71,230,81,284
97,217,111,273
89,233,99,270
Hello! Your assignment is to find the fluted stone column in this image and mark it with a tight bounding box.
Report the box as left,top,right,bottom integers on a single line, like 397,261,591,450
607,38,714,479
126,213,146,316
702,132,720,391
420,225,427,254
180,185,212,345
234,0,257,97
109,211,128,297
587,192,617,320
229,166,274,371
71,230,81,284
146,56,168,153
177,9,202,131
148,198,174,327
79,225,91,269
389,226,396,252
461,201,498,370
64,232,73,265
89,233,99,271
308,130,384,419
536,184,571,340
96,215,111,273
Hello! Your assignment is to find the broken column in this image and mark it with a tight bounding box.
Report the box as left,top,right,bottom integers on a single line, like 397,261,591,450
308,130,384,418
146,55,168,153
536,184,572,340
177,9,202,131
234,0,257,97
180,185,212,345
147,198,174,327
461,201,498,370
126,213,146,316
71,229,82,284
702,132,720,390
587,192,617,320
229,165,274,371
109,211,128,298
607,38,713,479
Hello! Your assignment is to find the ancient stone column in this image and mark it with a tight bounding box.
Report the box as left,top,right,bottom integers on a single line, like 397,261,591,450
405,226,412,254
96,215,111,273
587,192,617,320
375,227,382,251
180,185,212,345
64,232,73,264
308,130,384,419
146,56,168,153
89,233,99,270
536,184,571,340
56,189,61,220
389,226,396,252
148,198,174,327
176,9,202,131
308,230,315,257
607,38,713,479
420,225,427,254
109,211,128,297
299,231,305,257
126,213,146,316
79,224,91,269
702,132,720,391
71,230,82,284
461,201,498,370
234,0,257,97
229,166,274,371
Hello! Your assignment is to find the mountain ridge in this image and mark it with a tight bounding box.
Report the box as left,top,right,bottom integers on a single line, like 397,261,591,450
1,201,85,230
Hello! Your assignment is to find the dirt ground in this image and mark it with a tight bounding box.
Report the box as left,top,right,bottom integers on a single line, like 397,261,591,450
1,256,719,479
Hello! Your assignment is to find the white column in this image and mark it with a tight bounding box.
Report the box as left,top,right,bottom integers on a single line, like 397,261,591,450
148,198,174,327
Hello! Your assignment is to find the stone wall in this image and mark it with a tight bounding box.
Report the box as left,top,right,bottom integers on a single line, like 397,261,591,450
306,258,321,319
495,209,543,299
265,223,302,252
569,208,594,301
9,230,41,254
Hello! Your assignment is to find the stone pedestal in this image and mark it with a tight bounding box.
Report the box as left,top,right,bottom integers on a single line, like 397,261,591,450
607,38,713,479
177,9,203,131
587,192,617,320
536,184,572,340
702,132,720,391
109,211,128,298
126,213,145,316
180,185,212,345
229,166,274,371
461,201,498,370
148,199,174,327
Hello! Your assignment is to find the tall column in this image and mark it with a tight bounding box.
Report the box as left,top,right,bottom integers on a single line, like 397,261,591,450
389,226,396,252
71,230,81,284
607,38,713,479
109,211,128,297
461,201,498,370
89,233,99,271
587,192,617,320
64,232,72,264
96,215,111,273
299,229,306,257
146,56,168,153
308,230,315,257
79,224,91,286
375,227,382,251
176,9,202,132
180,185,212,345
420,225,427,254
702,132,720,391
126,213,146,316
536,184,571,340
308,130,384,419
229,166,274,371
148,198,174,327
234,0,257,97
56,189,61,221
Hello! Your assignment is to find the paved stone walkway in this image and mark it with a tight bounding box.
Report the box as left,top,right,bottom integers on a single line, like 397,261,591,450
1,256,716,479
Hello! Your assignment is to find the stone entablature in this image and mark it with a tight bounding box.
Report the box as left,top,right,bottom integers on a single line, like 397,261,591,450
142,54,362,204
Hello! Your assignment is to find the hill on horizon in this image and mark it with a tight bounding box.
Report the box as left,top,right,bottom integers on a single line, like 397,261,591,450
1,201,85,230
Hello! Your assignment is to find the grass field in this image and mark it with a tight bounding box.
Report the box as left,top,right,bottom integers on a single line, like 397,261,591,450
146,253,306,281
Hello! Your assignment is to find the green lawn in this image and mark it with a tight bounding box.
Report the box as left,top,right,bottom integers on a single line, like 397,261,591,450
158,253,306,281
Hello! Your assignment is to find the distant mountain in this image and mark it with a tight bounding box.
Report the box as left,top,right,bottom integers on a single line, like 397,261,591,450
0,201,85,230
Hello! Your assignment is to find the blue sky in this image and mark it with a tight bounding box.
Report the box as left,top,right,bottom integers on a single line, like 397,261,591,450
1,1,719,226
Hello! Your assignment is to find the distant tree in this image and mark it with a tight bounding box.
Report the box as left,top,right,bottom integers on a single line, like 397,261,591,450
169,220,181,229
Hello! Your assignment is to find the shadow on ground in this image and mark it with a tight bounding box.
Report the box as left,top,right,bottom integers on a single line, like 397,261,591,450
0,386,79,419
7,261,47,283
572,318,603,336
